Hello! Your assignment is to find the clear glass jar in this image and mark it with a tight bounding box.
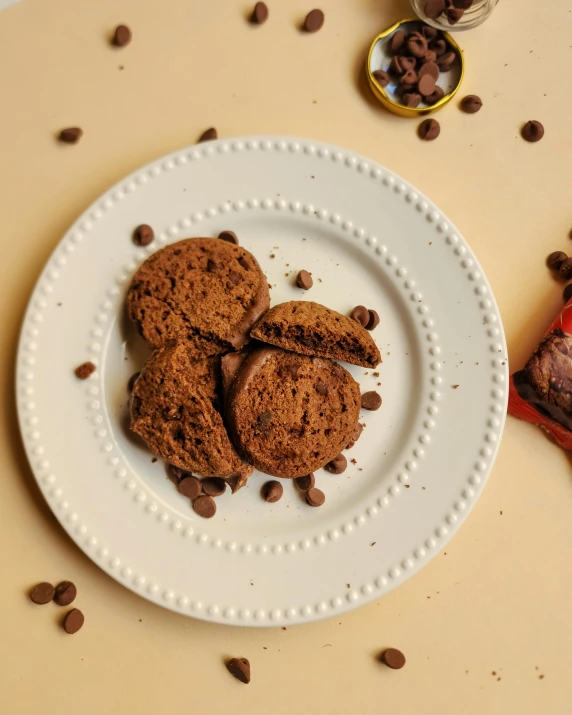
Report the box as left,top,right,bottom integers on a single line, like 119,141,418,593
410,0,499,31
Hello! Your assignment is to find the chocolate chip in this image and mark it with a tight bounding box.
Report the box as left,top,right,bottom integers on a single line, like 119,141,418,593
262,480,283,503
361,391,382,410
228,270,242,286
563,284,572,303
429,38,447,55
324,454,347,474
366,309,380,331
460,95,482,113
306,487,325,507
418,118,440,141
372,70,390,87
421,25,438,40
238,256,251,270
407,32,428,58
250,2,268,24
453,0,473,8
59,127,83,144
54,581,77,607
390,55,415,75
127,372,140,393
133,224,154,246
218,230,239,245
346,422,363,449
30,582,55,605
381,648,406,669
560,258,572,280
226,657,251,684
436,52,456,71
424,0,445,20
63,608,84,634
423,49,437,63
296,270,313,290
193,495,216,518
426,85,445,105
315,382,329,396
75,362,96,380
350,305,370,327
390,30,406,54
295,473,315,491
167,464,186,485
547,251,568,270
178,476,202,499
198,127,218,143
113,25,132,47
202,477,227,497
418,62,439,81
418,74,436,97
447,8,464,23
521,120,544,143
400,69,418,87
303,9,324,33
403,93,421,108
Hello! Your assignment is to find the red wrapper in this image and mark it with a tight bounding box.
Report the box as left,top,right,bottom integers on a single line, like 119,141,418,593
509,299,572,449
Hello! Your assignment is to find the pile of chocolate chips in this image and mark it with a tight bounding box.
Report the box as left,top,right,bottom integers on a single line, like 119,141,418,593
373,25,456,109
424,0,473,26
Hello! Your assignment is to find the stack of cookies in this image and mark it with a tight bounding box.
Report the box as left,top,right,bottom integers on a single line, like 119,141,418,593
127,236,382,517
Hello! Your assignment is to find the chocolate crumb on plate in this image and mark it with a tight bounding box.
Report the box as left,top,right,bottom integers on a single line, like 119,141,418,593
295,270,313,290
30,582,55,605
226,657,251,684
521,120,544,142
303,9,324,33
460,95,482,113
133,224,154,247
295,473,315,491
218,230,239,245
324,454,347,474
418,118,440,141
63,608,85,634
75,362,96,380
262,480,283,503
381,648,406,669
250,2,268,24
58,127,83,144
306,487,325,507
198,127,218,143
193,495,217,518
54,581,77,607
361,391,382,410
113,25,132,47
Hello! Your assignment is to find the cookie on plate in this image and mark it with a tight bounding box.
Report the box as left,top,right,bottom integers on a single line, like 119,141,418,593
127,238,270,358
250,301,381,368
130,343,250,479
226,346,361,478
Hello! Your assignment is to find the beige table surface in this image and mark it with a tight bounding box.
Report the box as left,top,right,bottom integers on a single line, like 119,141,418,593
2,0,572,713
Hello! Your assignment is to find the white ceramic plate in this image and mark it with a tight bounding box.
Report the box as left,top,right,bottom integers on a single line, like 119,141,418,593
17,136,507,626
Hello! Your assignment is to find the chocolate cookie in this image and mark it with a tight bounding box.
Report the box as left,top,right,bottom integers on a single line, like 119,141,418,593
226,347,361,478
127,238,270,358
250,301,381,368
513,329,572,430
130,344,249,478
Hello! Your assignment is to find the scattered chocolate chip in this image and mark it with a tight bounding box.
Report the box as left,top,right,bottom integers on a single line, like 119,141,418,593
218,230,239,245
167,464,186,485
54,581,77,607
381,648,406,669
424,0,446,20
521,120,544,143
262,480,283,503
346,422,363,449
418,118,440,141
295,473,315,491
418,74,436,97
113,25,132,47
306,487,325,507
372,69,390,87
436,52,456,71
426,85,445,105
178,476,202,499
198,127,218,143
460,95,482,113
202,477,227,497
324,454,347,474
447,7,464,23
193,495,216,518
63,608,85,634
403,92,421,108
226,657,251,684
30,582,55,605
296,270,313,290
390,30,405,53
361,391,382,410
303,9,324,33
59,127,83,144
133,224,154,246
250,2,268,24
407,33,427,58
418,62,439,81
350,305,370,327
560,258,572,280
547,251,567,269
127,372,140,393
564,284,572,303
75,362,96,380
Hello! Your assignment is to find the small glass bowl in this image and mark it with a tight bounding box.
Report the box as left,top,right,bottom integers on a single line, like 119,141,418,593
410,0,499,32
366,18,464,118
